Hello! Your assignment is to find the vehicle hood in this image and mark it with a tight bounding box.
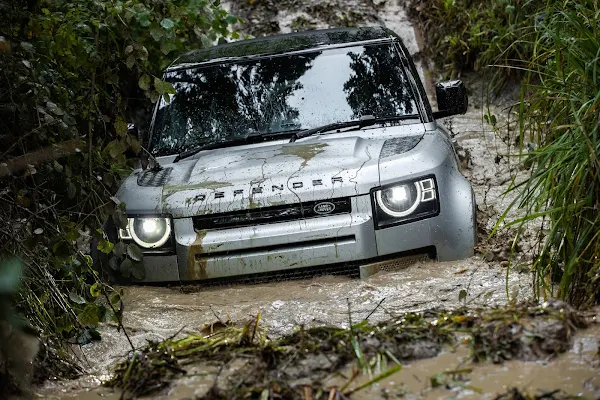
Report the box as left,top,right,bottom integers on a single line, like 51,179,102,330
120,126,427,218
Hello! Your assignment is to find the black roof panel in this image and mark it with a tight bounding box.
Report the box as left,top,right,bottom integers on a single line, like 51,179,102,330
168,26,399,69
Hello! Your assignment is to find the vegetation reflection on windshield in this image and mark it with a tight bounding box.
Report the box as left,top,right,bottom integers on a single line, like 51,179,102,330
151,44,418,156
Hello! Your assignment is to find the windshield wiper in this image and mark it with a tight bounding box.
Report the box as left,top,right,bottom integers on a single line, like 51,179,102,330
289,115,420,143
173,130,298,163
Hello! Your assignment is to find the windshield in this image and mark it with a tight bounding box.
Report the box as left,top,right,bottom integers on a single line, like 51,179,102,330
151,43,420,156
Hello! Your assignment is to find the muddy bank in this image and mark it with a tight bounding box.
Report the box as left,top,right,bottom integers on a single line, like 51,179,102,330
41,302,600,400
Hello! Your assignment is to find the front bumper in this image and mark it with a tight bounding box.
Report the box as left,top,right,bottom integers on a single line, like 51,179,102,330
140,181,476,282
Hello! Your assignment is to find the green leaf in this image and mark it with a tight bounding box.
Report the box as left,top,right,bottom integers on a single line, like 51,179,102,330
110,293,121,305
226,15,238,25
103,308,117,323
114,117,128,137
138,74,151,91
97,239,114,254
65,229,80,241
154,78,176,95
67,182,77,199
120,258,132,278
46,101,65,116
77,329,93,345
131,261,145,280
69,292,86,305
107,139,126,158
138,45,149,61
160,40,178,55
109,257,120,271
127,243,143,262
138,11,151,27
90,282,102,297
458,289,467,303
128,136,141,154
160,18,175,30
113,207,128,230
0,260,23,294
76,327,101,345
150,26,164,42
200,33,212,49
20,41,34,51
126,55,135,69
113,241,127,258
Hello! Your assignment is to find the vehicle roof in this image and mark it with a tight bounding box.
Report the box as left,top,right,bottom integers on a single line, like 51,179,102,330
167,26,400,71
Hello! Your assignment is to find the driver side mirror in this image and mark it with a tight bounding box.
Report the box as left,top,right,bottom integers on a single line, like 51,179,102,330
432,80,468,119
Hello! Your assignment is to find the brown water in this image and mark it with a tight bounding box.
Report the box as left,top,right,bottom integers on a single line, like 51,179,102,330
38,1,598,398
335,324,600,399
40,315,600,399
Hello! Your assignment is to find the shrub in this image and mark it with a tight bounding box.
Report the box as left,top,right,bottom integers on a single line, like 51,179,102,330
409,0,600,306
0,0,240,381
408,0,546,89
503,0,600,306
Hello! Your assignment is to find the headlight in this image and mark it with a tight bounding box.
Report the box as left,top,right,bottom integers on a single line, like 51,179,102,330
119,217,172,249
374,177,438,228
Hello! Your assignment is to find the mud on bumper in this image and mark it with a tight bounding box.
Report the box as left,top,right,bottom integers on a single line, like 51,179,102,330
140,189,475,282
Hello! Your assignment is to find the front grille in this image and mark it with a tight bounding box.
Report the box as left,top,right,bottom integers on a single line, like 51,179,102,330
193,197,351,230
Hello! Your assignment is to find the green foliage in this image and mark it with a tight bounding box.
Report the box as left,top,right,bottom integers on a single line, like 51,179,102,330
412,0,600,305
497,0,600,306
0,0,239,378
408,0,546,89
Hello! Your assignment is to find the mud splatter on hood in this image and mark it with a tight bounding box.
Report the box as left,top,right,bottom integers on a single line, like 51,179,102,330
150,126,425,218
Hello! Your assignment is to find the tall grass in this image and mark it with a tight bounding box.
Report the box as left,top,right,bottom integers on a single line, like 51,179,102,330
503,0,600,306
410,0,600,305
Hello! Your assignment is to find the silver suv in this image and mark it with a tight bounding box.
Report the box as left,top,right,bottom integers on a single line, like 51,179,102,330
101,27,476,282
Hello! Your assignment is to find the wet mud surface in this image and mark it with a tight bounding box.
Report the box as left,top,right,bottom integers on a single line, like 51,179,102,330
38,0,598,398
42,303,600,399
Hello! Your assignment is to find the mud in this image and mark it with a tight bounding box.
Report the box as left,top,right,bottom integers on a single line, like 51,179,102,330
39,304,600,400
38,0,594,399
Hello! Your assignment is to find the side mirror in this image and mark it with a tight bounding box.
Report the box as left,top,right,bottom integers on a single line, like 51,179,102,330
433,80,468,119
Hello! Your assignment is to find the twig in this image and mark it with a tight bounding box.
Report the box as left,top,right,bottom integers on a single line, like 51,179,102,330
363,298,386,322
102,288,135,351
88,29,99,179
346,298,353,329
339,368,360,393
209,305,224,324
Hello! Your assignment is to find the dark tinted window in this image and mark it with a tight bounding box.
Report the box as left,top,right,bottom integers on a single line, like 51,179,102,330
151,44,419,156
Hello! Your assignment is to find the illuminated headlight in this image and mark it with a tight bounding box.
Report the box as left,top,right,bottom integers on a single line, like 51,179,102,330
373,177,438,228
119,217,172,249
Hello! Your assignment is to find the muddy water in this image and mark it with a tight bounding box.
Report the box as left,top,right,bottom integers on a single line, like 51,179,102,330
335,324,600,399
65,259,529,378
40,0,597,398
41,313,600,399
